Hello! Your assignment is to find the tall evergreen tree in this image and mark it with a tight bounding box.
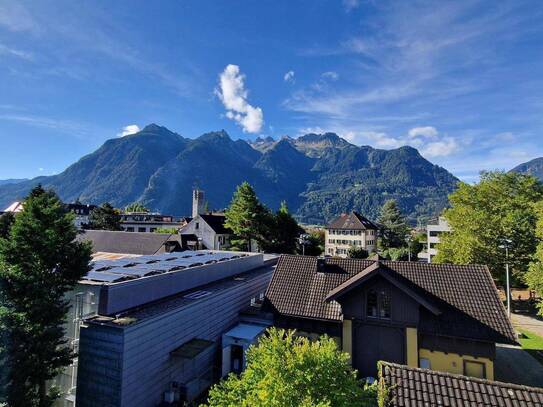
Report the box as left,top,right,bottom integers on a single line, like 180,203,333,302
378,199,409,249
224,182,269,252
261,201,303,254
87,202,121,230
0,186,92,406
0,212,14,239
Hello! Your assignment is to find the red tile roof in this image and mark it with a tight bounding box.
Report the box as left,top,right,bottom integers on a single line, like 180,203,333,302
325,211,379,230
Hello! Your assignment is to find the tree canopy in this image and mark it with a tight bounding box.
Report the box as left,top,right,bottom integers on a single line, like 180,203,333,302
204,328,377,407
124,201,149,213
0,212,14,239
348,246,369,259
378,199,409,249
225,182,270,252
434,171,543,282
260,202,303,254
87,202,121,231
0,186,92,406
526,200,543,315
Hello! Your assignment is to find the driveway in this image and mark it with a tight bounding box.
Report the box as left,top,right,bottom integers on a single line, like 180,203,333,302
512,313,543,337
495,344,543,387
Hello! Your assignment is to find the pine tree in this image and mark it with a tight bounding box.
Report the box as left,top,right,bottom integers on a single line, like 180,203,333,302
378,199,409,249
87,202,121,230
0,212,14,239
224,182,269,252
0,186,92,406
261,202,303,254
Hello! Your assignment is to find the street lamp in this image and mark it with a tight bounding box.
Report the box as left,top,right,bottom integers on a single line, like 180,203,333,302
405,234,412,262
499,238,512,317
299,233,310,256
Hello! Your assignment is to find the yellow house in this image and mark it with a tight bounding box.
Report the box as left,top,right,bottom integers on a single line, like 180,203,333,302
265,255,517,380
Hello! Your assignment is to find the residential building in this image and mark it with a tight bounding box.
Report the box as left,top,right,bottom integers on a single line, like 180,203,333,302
77,230,183,255
120,212,189,233
180,214,233,250
324,211,379,257
418,216,451,263
380,362,543,407
265,255,516,380
3,201,24,213
51,250,276,406
65,203,96,229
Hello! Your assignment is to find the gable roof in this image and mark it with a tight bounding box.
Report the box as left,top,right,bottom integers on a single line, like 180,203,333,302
265,255,516,344
199,214,232,234
380,362,543,407
325,261,441,316
77,230,182,255
326,211,379,230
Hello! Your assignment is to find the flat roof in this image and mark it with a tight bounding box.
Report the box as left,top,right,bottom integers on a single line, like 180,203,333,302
82,250,252,284
224,323,267,341
85,263,275,328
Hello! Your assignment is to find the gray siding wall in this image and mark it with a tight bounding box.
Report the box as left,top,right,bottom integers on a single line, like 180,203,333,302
77,324,125,407
180,216,220,250
105,269,270,407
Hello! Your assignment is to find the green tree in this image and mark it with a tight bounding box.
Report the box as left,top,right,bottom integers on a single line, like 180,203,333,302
348,246,369,259
225,182,269,252
204,328,377,407
298,230,325,256
124,201,149,213
0,186,92,406
261,202,303,254
435,171,543,282
154,227,179,234
381,247,410,261
87,202,121,231
378,199,409,249
526,201,543,315
0,212,15,239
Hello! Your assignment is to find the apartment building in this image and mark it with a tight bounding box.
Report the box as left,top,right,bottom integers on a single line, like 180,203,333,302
418,216,451,263
324,211,379,257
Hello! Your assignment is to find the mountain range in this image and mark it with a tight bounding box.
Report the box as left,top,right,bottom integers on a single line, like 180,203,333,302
0,124,460,225
511,157,543,181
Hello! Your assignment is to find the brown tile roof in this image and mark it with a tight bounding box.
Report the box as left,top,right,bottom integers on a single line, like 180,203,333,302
325,211,379,230
265,255,516,344
380,362,543,407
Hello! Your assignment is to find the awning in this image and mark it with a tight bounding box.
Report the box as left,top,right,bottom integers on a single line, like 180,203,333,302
170,338,214,359
223,323,267,341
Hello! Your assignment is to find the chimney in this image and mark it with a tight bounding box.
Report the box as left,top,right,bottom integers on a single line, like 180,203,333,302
192,189,205,218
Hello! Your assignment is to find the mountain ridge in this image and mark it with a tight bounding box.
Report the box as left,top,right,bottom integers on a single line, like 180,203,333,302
511,157,543,181
0,125,459,224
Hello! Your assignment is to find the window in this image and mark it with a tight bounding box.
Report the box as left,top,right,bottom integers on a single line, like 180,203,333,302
138,227,146,233
367,289,391,319
464,360,486,378
366,290,378,318
379,290,391,318
195,222,199,230
419,358,431,369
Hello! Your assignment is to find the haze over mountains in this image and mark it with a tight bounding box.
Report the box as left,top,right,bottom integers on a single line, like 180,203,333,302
0,124,460,224
511,157,543,181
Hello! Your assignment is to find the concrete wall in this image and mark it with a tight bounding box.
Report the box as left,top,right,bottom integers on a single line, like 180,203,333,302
418,348,493,380
77,268,272,407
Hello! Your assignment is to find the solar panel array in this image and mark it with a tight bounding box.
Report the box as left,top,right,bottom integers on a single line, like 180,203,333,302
82,251,247,283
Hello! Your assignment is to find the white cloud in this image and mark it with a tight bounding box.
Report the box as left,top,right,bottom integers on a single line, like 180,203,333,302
0,2,37,32
284,70,295,83
420,137,458,157
118,124,140,137
342,0,360,12
215,64,264,133
38,167,44,172
0,43,33,60
321,71,339,81
408,126,438,138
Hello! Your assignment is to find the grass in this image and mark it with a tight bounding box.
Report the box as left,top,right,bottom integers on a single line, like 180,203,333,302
517,328,543,365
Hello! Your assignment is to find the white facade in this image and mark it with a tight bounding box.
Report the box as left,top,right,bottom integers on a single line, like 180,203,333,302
180,215,231,250
325,228,377,258
418,217,451,263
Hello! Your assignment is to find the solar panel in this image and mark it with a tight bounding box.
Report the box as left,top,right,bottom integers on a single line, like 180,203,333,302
83,271,134,283
105,267,160,277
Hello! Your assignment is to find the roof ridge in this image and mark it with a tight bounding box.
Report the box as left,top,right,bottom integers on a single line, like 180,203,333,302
380,361,543,393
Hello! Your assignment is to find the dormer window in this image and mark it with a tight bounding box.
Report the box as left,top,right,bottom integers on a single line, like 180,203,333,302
366,289,391,319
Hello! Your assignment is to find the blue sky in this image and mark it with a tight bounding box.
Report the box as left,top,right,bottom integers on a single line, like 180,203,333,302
1,0,542,181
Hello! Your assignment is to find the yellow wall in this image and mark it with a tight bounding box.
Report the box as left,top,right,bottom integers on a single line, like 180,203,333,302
342,320,353,363
419,348,494,380
405,327,418,367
